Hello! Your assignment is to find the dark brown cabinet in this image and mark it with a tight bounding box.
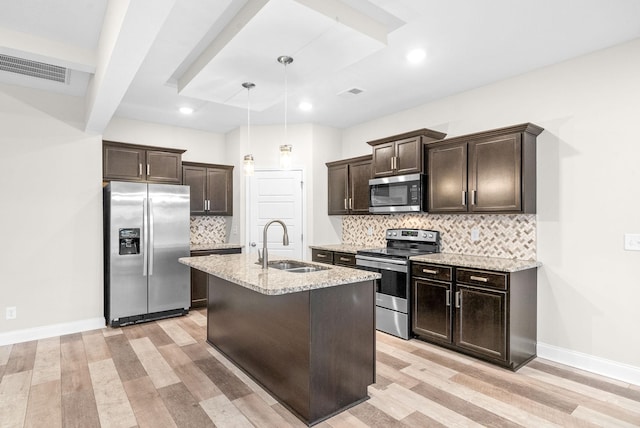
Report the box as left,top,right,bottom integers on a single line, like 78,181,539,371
412,261,537,370
182,162,233,216
412,263,453,345
368,129,446,178
326,155,371,215
103,141,184,183
427,123,543,214
311,249,357,267
189,248,241,307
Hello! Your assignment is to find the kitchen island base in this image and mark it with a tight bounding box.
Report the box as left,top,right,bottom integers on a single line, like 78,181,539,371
206,274,375,426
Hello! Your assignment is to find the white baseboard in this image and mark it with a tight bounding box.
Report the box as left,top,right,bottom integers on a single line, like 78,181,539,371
538,342,640,386
0,317,105,346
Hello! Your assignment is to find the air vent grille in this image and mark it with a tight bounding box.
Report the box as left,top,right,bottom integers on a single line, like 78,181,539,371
338,87,365,98
0,54,67,83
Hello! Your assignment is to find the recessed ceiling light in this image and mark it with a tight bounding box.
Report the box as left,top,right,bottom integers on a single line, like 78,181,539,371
179,106,194,115
298,101,312,111
406,48,426,64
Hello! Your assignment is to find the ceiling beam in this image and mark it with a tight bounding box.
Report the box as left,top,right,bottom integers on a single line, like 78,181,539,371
84,0,176,134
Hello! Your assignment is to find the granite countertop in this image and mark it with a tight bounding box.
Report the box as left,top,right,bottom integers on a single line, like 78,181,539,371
190,243,243,252
410,253,541,273
309,243,382,254
179,253,381,296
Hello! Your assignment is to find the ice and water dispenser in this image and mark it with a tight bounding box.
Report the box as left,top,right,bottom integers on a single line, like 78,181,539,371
119,228,140,255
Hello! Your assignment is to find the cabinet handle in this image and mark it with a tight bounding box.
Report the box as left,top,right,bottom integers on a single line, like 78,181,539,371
470,275,489,282
348,198,353,209
316,253,327,258
462,191,466,205
139,163,143,177
455,291,461,308
472,190,476,206
147,164,150,176
344,198,347,210
390,157,394,170
446,290,451,306
339,257,350,262
422,269,438,275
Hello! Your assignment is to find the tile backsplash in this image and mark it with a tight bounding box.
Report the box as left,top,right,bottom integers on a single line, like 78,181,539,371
190,216,226,244
342,214,536,260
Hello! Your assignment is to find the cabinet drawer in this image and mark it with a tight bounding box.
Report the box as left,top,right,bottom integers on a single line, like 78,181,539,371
334,252,356,267
456,268,507,290
312,249,334,264
412,263,452,282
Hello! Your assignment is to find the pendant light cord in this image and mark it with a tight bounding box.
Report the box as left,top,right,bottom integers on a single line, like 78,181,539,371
284,60,288,146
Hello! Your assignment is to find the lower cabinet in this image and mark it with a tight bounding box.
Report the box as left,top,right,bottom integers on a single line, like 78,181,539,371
412,262,536,370
311,249,357,267
190,248,241,307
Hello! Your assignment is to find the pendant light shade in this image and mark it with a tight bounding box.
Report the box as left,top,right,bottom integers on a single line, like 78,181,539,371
278,55,293,170
242,82,255,176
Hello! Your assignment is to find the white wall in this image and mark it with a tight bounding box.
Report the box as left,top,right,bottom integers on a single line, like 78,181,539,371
0,86,104,339
104,116,227,163
340,38,640,377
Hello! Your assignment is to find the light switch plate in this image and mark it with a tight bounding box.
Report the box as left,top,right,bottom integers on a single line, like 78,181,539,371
624,233,640,251
6,306,16,320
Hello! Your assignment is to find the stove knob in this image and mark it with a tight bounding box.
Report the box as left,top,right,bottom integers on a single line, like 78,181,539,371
422,232,427,238
392,231,397,236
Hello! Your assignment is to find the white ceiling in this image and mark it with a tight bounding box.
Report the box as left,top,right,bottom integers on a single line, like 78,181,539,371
1,0,639,134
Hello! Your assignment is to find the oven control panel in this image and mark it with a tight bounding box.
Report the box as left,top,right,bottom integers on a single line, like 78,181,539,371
386,228,439,243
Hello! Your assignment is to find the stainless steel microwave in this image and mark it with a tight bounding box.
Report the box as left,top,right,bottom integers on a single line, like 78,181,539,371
369,173,426,213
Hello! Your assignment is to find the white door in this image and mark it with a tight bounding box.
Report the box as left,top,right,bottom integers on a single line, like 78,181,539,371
247,169,303,260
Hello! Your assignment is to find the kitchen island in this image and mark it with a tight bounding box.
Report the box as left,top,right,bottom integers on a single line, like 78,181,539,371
179,253,381,426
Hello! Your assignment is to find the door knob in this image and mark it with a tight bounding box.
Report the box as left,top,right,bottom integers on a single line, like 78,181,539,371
250,242,256,247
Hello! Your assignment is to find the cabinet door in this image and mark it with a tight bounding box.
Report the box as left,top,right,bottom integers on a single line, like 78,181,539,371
328,164,349,215
206,167,233,215
454,285,507,362
348,159,372,214
395,136,422,175
413,279,452,345
103,144,145,181
190,267,208,308
182,165,207,215
146,150,182,183
428,142,468,212
371,142,396,177
469,134,522,212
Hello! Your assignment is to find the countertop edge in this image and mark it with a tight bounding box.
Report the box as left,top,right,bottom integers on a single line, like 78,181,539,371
409,253,541,273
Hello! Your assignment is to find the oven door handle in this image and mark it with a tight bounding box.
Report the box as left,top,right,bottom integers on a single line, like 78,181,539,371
356,256,408,273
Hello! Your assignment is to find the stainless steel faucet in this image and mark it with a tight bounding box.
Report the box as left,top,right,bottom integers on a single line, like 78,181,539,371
258,219,290,269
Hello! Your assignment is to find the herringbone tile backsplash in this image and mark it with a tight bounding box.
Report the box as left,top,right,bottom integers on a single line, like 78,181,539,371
342,214,536,260
190,216,226,244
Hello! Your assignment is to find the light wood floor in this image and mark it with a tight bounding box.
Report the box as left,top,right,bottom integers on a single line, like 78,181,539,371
1,309,639,428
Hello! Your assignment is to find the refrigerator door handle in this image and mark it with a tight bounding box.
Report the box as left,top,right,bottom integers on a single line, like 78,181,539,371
149,198,154,276
142,198,148,277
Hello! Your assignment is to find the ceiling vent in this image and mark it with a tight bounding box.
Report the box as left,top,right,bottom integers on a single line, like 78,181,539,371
0,54,68,83
338,87,365,97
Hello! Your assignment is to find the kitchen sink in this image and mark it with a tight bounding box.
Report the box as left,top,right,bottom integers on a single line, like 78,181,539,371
265,260,331,273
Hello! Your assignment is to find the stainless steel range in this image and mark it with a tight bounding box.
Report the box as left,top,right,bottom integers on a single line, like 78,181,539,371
356,229,441,339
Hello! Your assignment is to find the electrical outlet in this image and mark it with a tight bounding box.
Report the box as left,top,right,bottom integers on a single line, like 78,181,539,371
367,227,373,236
471,228,480,242
6,306,16,320
624,233,640,251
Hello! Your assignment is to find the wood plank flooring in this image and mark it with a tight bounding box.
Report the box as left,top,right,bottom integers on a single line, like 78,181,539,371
1,309,638,427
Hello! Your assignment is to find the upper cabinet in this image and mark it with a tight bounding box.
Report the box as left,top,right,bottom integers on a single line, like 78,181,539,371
427,123,543,214
182,162,233,216
368,129,446,178
327,155,372,215
103,141,185,184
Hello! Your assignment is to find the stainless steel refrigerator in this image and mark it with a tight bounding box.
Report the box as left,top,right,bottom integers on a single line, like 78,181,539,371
104,181,190,327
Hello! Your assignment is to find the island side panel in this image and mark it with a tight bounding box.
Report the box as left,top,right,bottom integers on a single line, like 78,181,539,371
206,275,312,421
309,280,376,424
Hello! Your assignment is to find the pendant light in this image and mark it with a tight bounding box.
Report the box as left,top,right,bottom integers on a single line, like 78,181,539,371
242,82,255,176
277,55,293,170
